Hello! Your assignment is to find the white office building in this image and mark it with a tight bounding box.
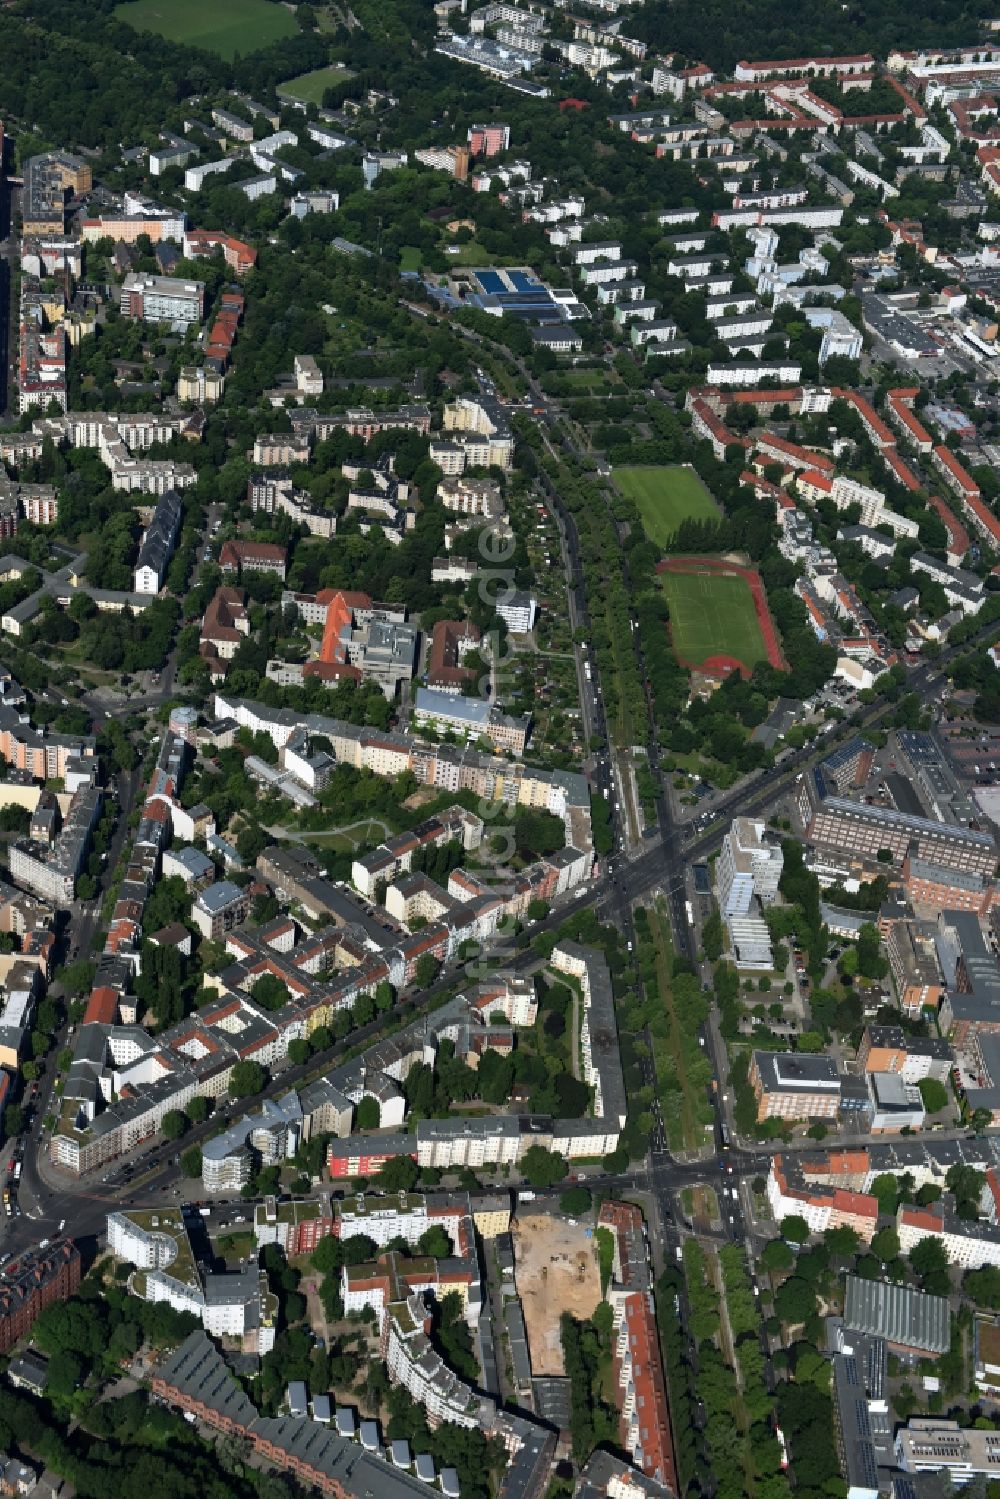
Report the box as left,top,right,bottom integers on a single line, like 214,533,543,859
717,818,784,918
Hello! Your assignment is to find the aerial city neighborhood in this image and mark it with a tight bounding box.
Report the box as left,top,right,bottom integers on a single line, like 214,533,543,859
10,0,1000,1497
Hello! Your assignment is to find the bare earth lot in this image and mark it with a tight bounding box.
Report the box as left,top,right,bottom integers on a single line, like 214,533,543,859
513,1213,601,1375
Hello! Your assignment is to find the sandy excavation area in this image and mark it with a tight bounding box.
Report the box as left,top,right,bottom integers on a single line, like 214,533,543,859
512,1213,602,1376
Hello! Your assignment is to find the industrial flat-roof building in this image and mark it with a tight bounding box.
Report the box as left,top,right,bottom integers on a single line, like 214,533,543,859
750,1050,841,1120
844,1275,950,1355
798,768,996,875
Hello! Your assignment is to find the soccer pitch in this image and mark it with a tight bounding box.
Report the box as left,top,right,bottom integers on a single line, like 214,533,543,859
614,464,719,546
115,0,297,58
659,567,770,671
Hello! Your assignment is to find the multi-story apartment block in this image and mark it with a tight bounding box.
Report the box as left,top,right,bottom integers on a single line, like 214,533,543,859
440,397,515,471
856,1025,952,1083
0,1240,81,1353
120,274,205,325
133,489,183,595
252,434,310,467
22,153,91,237
412,689,529,756
468,122,511,157
177,366,224,404
9,786,102,905
191,880,252,940
81,195,187,244
183,230,257,276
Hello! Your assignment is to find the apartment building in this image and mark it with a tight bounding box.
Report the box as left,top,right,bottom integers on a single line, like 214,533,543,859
857,1025,951,1082
22,153,91,236
253,435,310,467
0,1240,81,1353
767,1155,879,1240
427,620,481,695
191,881,252,940
496,591,537,634
153,1329,510,1499
120,274,205,325
413,688,529,756
468,122,511,156
440,397,515,471
183,230,257,276
897,1203,1000,1270
0,705,94,781
9,785,102,905
819,737,876,792
883,919,945,1015
177,366,224,404
199,587,250,681
219,540,287,581
134,489,183,595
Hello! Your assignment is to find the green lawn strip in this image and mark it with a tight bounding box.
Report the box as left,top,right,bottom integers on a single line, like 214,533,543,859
614,465,719,547
115,0,296,57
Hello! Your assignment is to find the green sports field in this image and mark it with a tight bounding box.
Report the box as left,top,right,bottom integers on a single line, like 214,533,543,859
115,0,297,58
614,464,719,546
659,568,769,670
277,63,353,104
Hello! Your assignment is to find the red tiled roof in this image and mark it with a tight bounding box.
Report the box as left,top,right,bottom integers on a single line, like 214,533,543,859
84,986,119,1026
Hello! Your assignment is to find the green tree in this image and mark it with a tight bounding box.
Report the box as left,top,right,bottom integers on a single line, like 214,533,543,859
823,1225,860,1262
870,1173,900,1217
375,980,395,1013
702,909,724,962
872,1226,901,1263
187,1095,211,1125
413,953,441,989
781,1214,810,1245
520,1146,568,1189
910,1235,950,1295
417,1225,452,1259
161,1110,188,1141
559,1186,593,1217
917,1077,949,1114
376,1155,419,1192
229,1059,267,1098
180,1147,202,1179
356,1096,380,1130
774,1277,817,1326
760,1237,794,1274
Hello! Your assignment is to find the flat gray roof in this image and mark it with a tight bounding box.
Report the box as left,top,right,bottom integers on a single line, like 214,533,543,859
844,1275,950,1354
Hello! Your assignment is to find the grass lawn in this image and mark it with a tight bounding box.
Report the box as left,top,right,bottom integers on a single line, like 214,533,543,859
615,464,719,547
399,245,422,273
561,368,612,389
115,0,297,57
277,63,353,104
660,567,769,670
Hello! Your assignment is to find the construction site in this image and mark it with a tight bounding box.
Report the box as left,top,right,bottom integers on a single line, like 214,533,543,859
512,1210,602,1376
